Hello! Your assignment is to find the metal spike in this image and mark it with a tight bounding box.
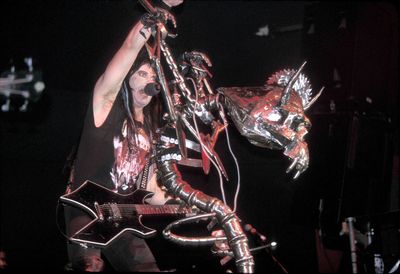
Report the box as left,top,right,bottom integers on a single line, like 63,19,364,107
280,61,307,106
286,157,299,173
304,86,324,111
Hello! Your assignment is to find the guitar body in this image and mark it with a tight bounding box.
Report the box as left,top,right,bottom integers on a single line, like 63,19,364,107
60,180,160,248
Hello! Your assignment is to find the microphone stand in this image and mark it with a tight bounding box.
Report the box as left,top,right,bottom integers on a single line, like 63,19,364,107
246,224,289,274
346,217,358,274
247,243,288,274
267,250,289,274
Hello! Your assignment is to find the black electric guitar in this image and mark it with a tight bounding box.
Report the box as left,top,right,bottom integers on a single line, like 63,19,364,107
60,180,196,248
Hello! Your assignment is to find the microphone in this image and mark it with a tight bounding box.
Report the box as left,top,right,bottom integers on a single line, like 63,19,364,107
244,224,267,242
144,82,161,96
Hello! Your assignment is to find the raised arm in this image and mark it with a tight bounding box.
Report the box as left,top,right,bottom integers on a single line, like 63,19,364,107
92,0,183,127
92,20,151,127
93,21,150,127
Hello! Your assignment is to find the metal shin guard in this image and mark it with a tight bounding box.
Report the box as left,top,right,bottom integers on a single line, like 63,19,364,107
157,160,255,273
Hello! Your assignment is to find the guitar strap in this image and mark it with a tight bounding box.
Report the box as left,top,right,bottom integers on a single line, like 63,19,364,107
63,143,80,194
136,155,157,190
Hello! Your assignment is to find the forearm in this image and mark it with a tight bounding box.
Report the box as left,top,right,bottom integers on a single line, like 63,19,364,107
101,0,183,90
94,19,150,103
103,20,149,86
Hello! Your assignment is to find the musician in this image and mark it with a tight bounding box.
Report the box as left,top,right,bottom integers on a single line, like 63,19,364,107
64,0,183,271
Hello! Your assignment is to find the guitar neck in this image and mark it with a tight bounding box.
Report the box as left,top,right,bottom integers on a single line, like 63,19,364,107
100,204,191,217
133,204,189,215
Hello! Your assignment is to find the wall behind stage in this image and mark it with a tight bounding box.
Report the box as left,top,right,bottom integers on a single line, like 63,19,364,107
0,1,398,272
0,0,307,91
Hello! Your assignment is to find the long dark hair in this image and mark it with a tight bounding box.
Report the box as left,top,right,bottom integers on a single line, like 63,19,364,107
121,48,163,148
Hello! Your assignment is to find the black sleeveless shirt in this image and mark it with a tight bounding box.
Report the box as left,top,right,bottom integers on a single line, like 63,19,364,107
72,91,151,194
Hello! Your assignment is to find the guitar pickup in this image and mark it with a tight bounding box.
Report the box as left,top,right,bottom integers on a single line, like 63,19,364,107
108,203,123,221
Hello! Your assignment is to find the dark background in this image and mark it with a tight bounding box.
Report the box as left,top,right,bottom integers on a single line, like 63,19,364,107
0,1,398,272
